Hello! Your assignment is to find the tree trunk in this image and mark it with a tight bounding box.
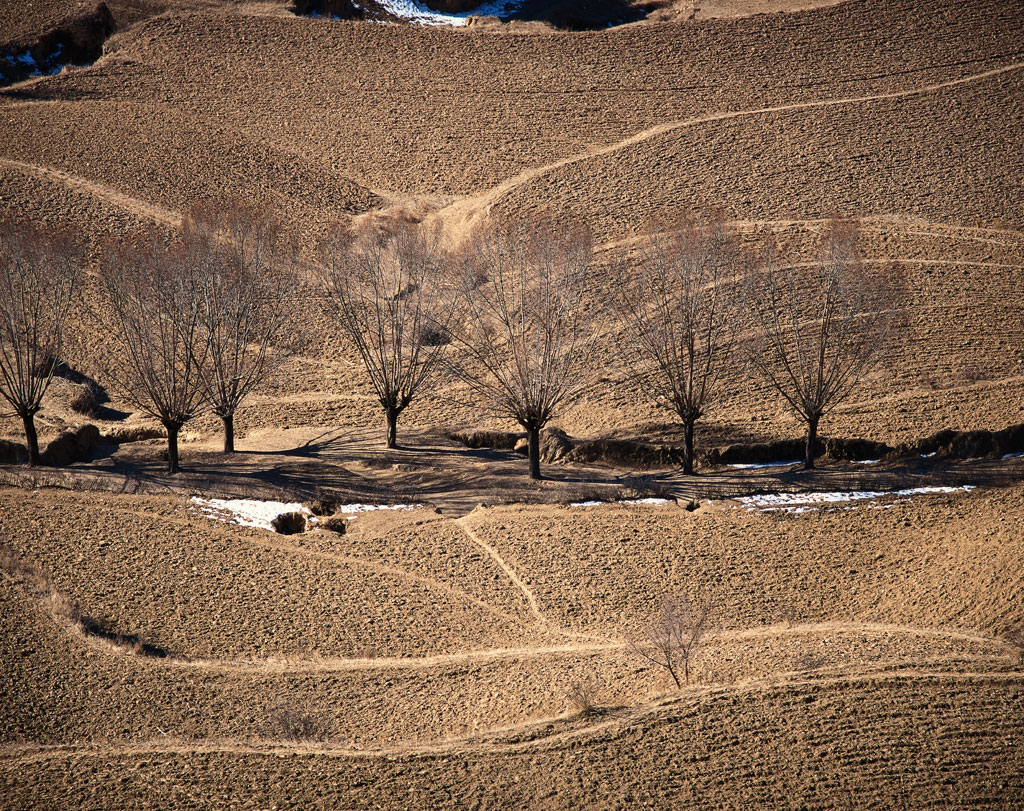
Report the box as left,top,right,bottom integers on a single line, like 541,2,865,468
165,421,181,474
385,408,398,449
221,413,235,454
22,412,40,467
805,414,820,470
527,425,542,480
682,419,695,476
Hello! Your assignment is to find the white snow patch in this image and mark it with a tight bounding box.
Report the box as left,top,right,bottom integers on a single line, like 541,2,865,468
355,0,524,26
334,503,421,517
738,485,975,514
853,459,881,465
921,451,938,458
190,497,311,531
570,497,672,508
190,497,422,530
1002,452,1024,459
727,460,801,470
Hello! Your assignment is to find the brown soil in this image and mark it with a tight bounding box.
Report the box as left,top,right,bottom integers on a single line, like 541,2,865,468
2,0,1024,806
1,483,1022,806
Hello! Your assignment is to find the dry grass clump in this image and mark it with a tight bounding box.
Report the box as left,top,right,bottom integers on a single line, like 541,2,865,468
269,704,324,742
67,380,100,417
566,677,601,718
321,516,347,534
306,496,339,516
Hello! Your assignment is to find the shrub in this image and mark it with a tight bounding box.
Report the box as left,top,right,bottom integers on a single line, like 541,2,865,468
630,595,714,688
269,705,322,742
306,497,339,516
68,381,100,417
272,512,307,535
321,516,347,534
566,677,600,718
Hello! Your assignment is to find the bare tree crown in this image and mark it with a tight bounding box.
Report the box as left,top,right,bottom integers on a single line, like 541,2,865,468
615,209,742,473
450,214,598,430
319,219,458,448
745,219,897,424
99,230,209,472
630,594,714,688
0,215,83,465
184,199,302,452
0,215,82,419
744,218,900,467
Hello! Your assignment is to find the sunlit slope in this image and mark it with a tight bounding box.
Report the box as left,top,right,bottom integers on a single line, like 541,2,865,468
489,68,1024,243
3,0,1022,207
0,0,1021,447
2,672,1021,809
2,484,1022,807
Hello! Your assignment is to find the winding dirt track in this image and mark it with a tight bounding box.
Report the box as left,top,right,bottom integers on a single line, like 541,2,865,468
433,60,1024,234
2,666,1020,764
456,516,549,626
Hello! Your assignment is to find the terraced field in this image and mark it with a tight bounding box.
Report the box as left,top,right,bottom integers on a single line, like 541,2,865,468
2,484,1023,807
2,0,1024,806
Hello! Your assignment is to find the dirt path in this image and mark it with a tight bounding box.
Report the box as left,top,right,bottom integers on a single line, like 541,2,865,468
0,156,180,228
2,665,1019,765
434,60,1024,235
596,216,1024,253
455,516,548,626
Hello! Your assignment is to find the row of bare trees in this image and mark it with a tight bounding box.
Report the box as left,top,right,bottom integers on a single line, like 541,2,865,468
325,211,897,479
617,212,899,472
99,202,302,472
0,205,897,478
318,215,600,479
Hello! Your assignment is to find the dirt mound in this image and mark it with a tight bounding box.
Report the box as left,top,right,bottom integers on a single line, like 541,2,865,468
895,423,1024,461
566,437,688,468
40,424,101,466
514,427,575,462
0,438,29,465
512,0,647,29
450,429,525,449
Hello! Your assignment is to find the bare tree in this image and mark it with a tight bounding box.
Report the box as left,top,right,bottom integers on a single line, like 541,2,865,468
318,221,458,449
0,215,82,465
449,214,598,480
614,210,741,475
630,595,713,688
184,199,302,453
100,231,208,474
744,218,899,469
